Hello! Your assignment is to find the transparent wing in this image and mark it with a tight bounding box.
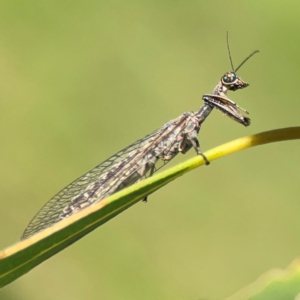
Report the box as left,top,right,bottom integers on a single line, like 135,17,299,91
21,114,193,239
21,126,165,239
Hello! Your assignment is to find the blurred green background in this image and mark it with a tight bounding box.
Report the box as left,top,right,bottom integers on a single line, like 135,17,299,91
0,1,299,299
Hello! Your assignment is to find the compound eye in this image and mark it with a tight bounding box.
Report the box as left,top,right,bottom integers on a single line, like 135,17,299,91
222,72,237,84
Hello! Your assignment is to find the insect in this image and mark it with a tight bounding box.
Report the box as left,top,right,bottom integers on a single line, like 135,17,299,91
21,36,258,239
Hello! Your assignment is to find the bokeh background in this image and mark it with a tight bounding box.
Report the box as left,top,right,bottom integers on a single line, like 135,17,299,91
0,1,299,299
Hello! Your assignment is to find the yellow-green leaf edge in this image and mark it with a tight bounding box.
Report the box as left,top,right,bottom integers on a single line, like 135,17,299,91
0,127,299,289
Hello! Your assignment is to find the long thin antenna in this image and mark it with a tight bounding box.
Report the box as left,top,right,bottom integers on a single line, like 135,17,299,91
226,31,235,71
235,50,259,72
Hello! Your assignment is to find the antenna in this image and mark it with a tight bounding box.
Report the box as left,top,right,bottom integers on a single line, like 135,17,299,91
227,32,259,72
226,31,235,71
235,50,259,72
